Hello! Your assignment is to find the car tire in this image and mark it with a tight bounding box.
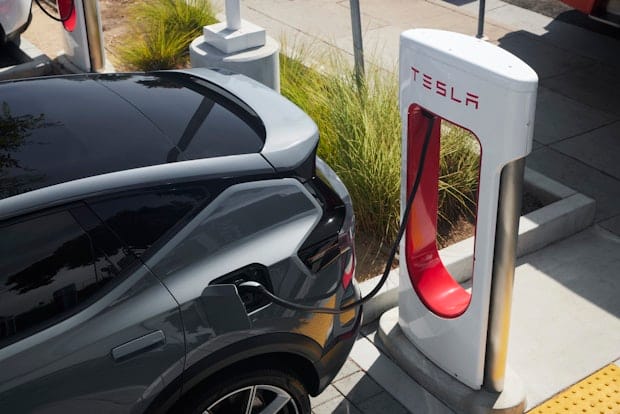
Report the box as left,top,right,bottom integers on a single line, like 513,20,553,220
187,368,311,414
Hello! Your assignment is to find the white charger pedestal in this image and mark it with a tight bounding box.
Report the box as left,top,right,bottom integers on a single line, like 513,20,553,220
378,28,538,414
190,7,280,92
56,0,107,72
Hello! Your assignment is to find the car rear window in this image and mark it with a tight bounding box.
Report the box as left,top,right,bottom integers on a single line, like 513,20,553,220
0,73,265,200
87,185,208,258
98,72,266,161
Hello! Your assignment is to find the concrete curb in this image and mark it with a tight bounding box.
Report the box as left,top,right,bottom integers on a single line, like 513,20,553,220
378,308,527,414
54,52,117,74
360,167,595,325
0,38,52,81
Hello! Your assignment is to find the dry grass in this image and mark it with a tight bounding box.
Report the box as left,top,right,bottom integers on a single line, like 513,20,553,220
118,0,217,70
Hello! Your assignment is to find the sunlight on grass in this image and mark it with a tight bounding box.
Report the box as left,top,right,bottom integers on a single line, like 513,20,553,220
281,47,480,246
119,0,217,70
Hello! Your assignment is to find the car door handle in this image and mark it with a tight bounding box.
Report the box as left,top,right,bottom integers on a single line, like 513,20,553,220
111,330,166,361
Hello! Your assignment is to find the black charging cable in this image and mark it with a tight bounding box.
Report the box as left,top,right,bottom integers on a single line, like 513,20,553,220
34,0,75,23
240,113,436,314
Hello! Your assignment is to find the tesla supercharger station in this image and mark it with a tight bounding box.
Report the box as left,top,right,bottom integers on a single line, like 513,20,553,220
397,29,537,399
56,0,105,72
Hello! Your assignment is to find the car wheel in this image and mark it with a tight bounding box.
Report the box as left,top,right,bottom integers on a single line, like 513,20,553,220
189,369,311,414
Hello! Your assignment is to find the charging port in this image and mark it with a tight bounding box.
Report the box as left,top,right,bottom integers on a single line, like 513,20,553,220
210,264,273,313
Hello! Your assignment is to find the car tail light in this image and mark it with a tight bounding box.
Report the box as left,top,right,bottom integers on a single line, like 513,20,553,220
299,159,356,288
340,234,355,289
299,231,355,288
298,175,356,287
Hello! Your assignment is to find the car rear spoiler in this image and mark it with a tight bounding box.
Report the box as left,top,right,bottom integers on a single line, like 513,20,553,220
176,68,320,177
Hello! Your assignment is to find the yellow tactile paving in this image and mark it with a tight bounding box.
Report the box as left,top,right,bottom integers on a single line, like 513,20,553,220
528,364,620,414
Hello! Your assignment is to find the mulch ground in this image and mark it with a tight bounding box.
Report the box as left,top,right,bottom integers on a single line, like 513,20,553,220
355,190,544,281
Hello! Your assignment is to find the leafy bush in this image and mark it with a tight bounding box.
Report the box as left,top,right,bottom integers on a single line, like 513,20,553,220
119,0,217,70
281,50,479,246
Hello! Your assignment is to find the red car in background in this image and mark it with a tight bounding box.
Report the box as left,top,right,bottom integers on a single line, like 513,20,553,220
561,0,620,25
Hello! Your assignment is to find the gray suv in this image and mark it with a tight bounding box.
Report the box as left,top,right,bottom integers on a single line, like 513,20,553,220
0,69,361,413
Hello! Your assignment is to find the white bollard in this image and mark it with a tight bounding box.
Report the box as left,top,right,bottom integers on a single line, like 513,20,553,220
190,2,280,91
225,0,241,30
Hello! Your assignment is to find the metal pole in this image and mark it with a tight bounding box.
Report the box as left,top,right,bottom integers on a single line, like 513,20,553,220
83,0,105,71
483,158,525,392
226,0,241,31
476,0,486,39
349,0,365,84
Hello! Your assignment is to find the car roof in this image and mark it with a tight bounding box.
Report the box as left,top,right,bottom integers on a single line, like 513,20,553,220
0,72,266,200
0,69,320,221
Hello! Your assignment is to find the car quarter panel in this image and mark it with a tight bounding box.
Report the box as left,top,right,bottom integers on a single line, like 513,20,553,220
0,154,273,221
147,179,356,373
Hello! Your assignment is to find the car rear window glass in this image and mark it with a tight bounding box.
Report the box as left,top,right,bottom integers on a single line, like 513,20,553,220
88,185,208,258
0,77,177,200
98,73,266,161
0,73,265,200
0,209,125,346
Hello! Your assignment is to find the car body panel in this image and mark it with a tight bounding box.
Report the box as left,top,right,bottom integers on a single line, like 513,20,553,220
148,178,326,353
0,69,360,412
0,265,185,413
148,178,360,393
559,0,620,25
0,154,273,221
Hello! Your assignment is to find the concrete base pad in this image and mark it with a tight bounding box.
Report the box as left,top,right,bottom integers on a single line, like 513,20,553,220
203,20,267,54
378,308,526,414
190,35,280,91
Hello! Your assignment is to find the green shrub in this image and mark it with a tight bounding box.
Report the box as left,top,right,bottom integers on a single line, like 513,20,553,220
119,0,217,70
281,51,479,246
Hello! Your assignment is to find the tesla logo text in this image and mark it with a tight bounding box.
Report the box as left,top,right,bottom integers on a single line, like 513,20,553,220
411,66,479,110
